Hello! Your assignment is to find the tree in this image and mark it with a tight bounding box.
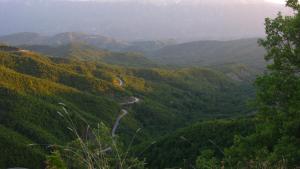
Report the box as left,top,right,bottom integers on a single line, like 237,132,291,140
224,0,300,168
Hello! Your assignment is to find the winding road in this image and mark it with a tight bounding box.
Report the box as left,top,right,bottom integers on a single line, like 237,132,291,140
111,77,140,137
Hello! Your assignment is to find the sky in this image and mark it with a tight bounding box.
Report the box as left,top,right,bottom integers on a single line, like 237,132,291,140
0,0,288,6
59,0,286,4
266,0,285,4
0,0,289,40
0,0,284,5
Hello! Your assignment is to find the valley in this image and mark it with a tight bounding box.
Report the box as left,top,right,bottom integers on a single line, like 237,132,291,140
0,40,256,168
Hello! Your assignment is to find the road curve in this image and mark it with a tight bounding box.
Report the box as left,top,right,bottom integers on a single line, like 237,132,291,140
117,77,124,87
111,97,140,137
112,109,128,137
120,97,140,106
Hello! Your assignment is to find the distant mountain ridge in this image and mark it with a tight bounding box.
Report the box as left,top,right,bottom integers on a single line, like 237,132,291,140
147,38,266,70
0,32,45,46
0,32,128,51
0,32,267,74
0,32,175,52
0,0,289,41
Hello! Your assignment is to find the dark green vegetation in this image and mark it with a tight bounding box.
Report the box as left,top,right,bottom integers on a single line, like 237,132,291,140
0,44,254,168
224,1,300,167
142,1,300,168
140,119,256,168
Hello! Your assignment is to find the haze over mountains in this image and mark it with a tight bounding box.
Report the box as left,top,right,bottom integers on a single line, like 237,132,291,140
0,32,266,72
148,38,266,70
0,32,176,52
0,0,289,41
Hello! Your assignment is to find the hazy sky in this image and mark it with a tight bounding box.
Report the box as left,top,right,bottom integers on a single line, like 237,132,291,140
59,0,286,4
0,0,285,4
0,0,289,40
0,0,288,7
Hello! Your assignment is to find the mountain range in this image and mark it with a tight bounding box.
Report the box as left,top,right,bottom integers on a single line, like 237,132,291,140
0,32,267,75
0,0,289,41
148,38,267,70
0,32,175,52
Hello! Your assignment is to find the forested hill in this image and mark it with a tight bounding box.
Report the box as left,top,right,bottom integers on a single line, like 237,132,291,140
0,45,255,168
0,32,267,73
147,38,266,70
20,43,157,67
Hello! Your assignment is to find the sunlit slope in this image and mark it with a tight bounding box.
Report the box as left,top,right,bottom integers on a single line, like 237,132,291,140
22,43,156,67
0,45,255,168
0,48,124,168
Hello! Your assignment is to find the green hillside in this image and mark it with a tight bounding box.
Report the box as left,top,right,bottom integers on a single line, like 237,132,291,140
0,45,255,168
139,118,256,169
21,43,157,67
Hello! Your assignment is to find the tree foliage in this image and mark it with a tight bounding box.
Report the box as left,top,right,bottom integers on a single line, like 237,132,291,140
223,0,300,167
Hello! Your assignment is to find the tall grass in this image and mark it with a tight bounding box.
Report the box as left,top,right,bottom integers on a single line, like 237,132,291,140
46,103,146,169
